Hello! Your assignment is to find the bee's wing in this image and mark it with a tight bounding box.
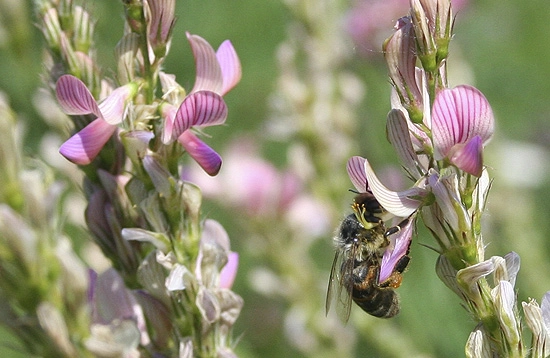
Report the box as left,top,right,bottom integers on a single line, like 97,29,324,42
326,247,354,323
335,251,354,322
326,251,340,315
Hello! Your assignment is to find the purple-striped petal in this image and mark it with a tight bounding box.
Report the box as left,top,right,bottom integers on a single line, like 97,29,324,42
347,156,368,192
187,33,224,94
216,40,242,96
98,83,136,125
147,0,175,46
448,135,483,176
432,85,494,160
346,156,424,217
220,251,239,289
59,118,117,165
172,91,227,140
387,109,423,178
178,130,222,176
428,171,468,232
56,75,102,119
379,218,414,283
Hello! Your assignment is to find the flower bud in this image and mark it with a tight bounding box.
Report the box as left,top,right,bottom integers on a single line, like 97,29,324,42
410,0,453,70
73,6,94,53
465,326,492,358
115,33,140,84
491,281,521,350
146,0,176,59
383,17,424,123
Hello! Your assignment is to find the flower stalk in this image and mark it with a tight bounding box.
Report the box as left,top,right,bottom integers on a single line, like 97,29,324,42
26,0,243,356
347,0,550,356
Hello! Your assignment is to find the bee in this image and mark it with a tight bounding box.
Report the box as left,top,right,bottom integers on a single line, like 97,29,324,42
326,192,411,321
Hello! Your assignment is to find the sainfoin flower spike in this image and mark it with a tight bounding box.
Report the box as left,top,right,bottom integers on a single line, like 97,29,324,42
56,75,138,165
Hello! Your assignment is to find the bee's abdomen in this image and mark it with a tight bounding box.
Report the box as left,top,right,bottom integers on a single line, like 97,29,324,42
352,287,400,318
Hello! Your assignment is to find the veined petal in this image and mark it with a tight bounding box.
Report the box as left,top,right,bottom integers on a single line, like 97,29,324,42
448,135,483,176
187,33,223,94
347,156,368,192
457,259,494,298
347,156,424,217
178,130,222,176
147,0,176,45
160,103,177,144
383,17,422,114
492,281,520,344
216,40,242,96
432,85,495,159
143,154,172,197
159,72,186,105
428,171,461,231
172,91,228,140
56,75,102,119
387,109,423,178
379,218,414,283
59,118,117,165
363,158,424,217
98,83,136,125
504,251,520,288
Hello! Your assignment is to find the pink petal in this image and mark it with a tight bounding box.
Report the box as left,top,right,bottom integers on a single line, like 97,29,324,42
448,135,483,176
59,118,117,165
386,109,423,178
160,103,177,144
216,40,242,95
346,156,368,192
56,75,102,119
187,33,224,94
379,218,414,283
347,156,424,217
428,172,466,232
220,252,239,289
98,83,135,125
147,0,175,44
178,130,222,176
172,91,227,140
432,85,494,159
362,158,424,217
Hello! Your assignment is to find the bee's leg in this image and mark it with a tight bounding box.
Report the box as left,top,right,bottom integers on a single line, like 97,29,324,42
393,255,410,274
378,271,403,289
384,217,409,237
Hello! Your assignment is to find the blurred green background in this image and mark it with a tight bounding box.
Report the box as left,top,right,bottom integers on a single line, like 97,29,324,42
2,0,550,357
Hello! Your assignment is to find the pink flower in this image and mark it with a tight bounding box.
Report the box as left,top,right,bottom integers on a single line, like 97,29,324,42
56,75,137,165
346,86,494,254
147,0,176,54
347,156,426,218
162,33,241,176
346,156,420,284
220,252,239,289
432,85,495,177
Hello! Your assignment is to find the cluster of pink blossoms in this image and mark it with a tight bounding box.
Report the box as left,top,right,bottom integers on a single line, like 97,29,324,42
56,32,241,176
346,0,494,285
